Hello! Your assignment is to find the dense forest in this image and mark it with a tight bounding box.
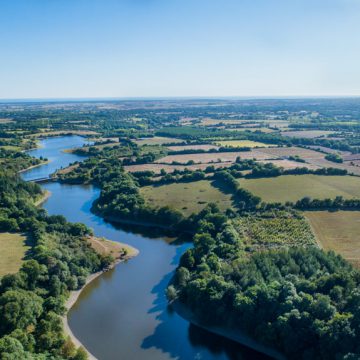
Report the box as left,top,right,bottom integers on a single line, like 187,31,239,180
169,205,360,360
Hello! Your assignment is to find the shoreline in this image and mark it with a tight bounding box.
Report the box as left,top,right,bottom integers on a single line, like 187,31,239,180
172,300,286,360
62,242,139,360
34,190,51,206
18,160,50,173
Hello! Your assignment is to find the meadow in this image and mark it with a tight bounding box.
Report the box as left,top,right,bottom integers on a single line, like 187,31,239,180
305,211,360,267
239,174,360,203
141,180,233,216
0,232,30,277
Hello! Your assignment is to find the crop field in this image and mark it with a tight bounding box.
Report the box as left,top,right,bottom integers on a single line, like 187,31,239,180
124,162,233,174
166,144,219,151
305,211,360,267
306,158,360,176
233,212,315,251
239,175,360,203
134,136,183,146
141,180,233,215
0,233,29,277
155,150,270,164
258,159,320,170
255,146,326,160
306,145,351,156
281,130,337,139
228,127,276,133
215,140,272,148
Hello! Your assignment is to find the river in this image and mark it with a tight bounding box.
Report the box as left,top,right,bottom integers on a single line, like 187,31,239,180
22,136,269,360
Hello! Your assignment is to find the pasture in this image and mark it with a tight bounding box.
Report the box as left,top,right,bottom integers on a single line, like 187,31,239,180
141,180,233,216
239,175,360,203
0,233,30,277
305,211,360,267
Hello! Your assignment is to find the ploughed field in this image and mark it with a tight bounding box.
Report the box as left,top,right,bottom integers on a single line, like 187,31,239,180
305,211,360,267
140,180,233,216
239,175,360,203
0,232,29,276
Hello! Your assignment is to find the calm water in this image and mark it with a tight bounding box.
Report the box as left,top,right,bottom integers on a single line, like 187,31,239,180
21,135,91,181
22,137,269,360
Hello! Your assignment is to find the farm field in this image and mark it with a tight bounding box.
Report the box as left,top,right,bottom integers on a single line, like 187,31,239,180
215,140,272,148
155,150,270,164
141,180,233,216
233,212,315,251
305,211,360,267
239,175,360,203
124,162,233,174
0,232,30,277
199,118,254,126
258,159,320,170
166,144,219,151
306,145,351,156
134,136,183,146
228,127,275,133
281,130,337,139
255,146,326,160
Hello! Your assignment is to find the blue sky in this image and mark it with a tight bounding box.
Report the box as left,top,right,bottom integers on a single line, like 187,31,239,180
1,0,360,98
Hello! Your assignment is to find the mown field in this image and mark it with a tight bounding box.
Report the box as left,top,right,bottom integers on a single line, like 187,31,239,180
305,211,360,267
0,232,29,277
239,175,360,203
141,180,233,216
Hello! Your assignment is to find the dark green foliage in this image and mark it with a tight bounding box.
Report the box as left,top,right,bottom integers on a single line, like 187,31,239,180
172,206,360,360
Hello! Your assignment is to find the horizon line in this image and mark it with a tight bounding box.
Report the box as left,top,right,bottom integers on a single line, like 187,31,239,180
1,94,360,103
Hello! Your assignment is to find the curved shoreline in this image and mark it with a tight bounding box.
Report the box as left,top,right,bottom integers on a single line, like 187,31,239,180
63,247,139,360
172,300,286,360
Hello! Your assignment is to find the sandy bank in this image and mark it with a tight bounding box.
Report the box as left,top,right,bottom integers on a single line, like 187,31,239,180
34,190,51,207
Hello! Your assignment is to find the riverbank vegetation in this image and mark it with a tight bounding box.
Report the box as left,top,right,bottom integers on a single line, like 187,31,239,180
0,163,120,359
3,98,360,359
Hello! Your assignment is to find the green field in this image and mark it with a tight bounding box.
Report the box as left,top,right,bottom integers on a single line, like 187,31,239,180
305,211,360,267
240,175,360,203
141,180,233,216
0,232,29,277
215,140,271,148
